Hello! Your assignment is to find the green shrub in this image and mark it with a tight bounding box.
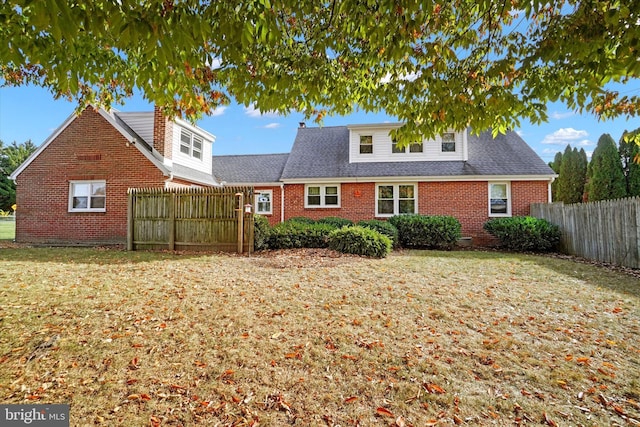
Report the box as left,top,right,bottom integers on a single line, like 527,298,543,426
317,217,354,228
287,216,317,225
253,215,271,251
328,226,392,258
268,221,335,249
388,214,461,249
357,219,399,247
483,216,560,252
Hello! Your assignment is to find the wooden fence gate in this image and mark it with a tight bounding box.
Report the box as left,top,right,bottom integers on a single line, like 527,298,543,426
127,187,254,252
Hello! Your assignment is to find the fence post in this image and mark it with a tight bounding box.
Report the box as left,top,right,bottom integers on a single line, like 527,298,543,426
127,189,134,251
236,192,244,254
169,192,176,251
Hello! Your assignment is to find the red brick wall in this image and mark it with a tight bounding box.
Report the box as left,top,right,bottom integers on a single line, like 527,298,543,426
282,180,550,245
14,108,167,244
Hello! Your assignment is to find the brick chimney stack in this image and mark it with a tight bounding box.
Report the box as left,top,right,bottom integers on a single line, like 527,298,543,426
153,105,173,160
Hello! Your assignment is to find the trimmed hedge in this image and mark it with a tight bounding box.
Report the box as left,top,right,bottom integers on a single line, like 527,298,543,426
328,226,392,258
357,219,399,247
388,214,461,249
287,216,317,225
317,217,354,228
267,221,335,249
254,215,271,251
483,216,560,252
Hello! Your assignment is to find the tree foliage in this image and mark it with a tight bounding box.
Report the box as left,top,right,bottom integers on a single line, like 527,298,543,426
1,1,639,142
619,128,640,196
549,151,563,201
0,139,37,211
585,134,627,202
556,145,587,204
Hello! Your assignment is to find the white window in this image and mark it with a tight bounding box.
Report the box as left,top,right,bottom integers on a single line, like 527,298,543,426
255,190,273,215
179,129,203,160
441,132,456,152
392,140,423,154
69,180,106,212
376,184,416,216
306,185,340,208
359,135,373,154
489,182,511,217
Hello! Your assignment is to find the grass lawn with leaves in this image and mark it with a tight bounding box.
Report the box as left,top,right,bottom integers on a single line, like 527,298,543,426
0,247,638,426
0,220,15,240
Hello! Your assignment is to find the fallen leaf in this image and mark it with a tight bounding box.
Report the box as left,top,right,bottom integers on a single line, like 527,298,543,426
424,383,446,394
376,407,394,417
344,396,358,403
543,412,557,426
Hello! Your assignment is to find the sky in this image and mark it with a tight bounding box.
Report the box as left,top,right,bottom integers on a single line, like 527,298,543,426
1,84,639,163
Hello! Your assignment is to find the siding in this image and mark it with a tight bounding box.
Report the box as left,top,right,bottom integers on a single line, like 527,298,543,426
171,123,214,176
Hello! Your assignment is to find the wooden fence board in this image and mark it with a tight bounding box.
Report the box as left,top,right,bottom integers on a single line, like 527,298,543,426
127,187,254,252
531,197,640,269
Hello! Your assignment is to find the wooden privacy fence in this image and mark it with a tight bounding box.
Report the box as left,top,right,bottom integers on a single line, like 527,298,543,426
127,187,254,252
531,197,640,269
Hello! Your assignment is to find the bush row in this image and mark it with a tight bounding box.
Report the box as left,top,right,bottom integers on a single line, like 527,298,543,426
254,214,560,255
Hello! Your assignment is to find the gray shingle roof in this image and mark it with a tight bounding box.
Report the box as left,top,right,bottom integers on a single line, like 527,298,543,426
278,126,554,179
212,153,289,184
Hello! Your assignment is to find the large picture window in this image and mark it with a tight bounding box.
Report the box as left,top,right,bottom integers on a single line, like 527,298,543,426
69,181,106,212
255,190,273,215
179,129,203,160
489,182,511,216
306,185,340,208
376,184,416,216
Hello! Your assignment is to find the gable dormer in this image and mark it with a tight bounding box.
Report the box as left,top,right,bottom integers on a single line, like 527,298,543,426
348,124,468,163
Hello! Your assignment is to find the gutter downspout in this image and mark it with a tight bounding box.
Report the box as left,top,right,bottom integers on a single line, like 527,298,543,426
548,177,555,202
280,183,285,223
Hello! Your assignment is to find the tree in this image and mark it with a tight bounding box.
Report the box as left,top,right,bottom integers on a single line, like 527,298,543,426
585,134,627,202
0,140,37,211
554,145,587,204
619,128,640,196
549,151,563,202
1,1,639,142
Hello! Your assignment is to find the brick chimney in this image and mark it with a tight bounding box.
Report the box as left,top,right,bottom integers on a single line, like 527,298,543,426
153,105,173,160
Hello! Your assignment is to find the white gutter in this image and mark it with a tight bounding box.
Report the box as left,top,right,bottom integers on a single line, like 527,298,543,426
280,183,285,223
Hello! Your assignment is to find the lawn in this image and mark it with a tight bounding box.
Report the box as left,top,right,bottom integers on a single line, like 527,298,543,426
0,219,15,240
0,247,638,426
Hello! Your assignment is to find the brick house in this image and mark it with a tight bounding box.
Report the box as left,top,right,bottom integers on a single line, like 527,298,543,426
213,123,556,245
10,107,218,244
12,107,555,245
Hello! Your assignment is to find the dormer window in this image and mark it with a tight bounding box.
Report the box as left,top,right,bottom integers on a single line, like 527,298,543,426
359,135,373,154
392,140,423,154
180,129,203,160
441,133,456,152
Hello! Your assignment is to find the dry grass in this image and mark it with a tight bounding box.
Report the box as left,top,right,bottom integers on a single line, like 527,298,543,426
0,246,639,426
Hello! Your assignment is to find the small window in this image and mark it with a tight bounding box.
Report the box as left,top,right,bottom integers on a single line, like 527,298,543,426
376,184,416,216
489,182,511,216
306,185,340,208
392,140,405,154
392,140,423,154
255,190,273,215
69,181,106,212
180,129,204,160
409,142,423,153
442,132,456,152
360,135,373,154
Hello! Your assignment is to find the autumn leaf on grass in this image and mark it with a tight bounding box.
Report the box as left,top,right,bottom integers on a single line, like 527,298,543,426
344,396,358,404
424,383,446,394
543,412,557,426
376,407,394,417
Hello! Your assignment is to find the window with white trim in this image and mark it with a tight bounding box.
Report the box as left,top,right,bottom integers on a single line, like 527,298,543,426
376,184,416,216
441,132,456,152
306,185,340,208
359,135,373,154
255,190,273,215
488,182,511,216
69,180,106,212
179,129,203,160
392,140,423,154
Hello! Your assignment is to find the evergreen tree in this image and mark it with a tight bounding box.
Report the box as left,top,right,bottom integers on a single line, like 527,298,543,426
619,128,640,197
549,151,563,202
557,145,587,204
0,140,37,211
578,148,588,201
586,134,627,202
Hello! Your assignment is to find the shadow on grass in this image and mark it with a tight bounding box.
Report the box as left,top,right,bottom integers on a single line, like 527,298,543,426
0,246,232,265
405,248,640,299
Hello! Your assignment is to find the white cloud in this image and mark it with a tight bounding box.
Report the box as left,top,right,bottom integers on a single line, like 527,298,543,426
541,128,591,145
263,122,280,129
550,111,575,120
244,104,279,118
210,106,227,117
380,71,421,84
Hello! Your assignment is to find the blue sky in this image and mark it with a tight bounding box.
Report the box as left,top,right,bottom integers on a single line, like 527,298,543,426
1,84,639,163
